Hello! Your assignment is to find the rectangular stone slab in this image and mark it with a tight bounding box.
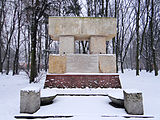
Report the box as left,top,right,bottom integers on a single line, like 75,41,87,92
48,54,66,74
99,54,116,73
66,54,99,73
49,17,116,40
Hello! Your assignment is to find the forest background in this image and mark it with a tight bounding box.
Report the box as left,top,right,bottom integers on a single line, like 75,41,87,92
0,0,159,83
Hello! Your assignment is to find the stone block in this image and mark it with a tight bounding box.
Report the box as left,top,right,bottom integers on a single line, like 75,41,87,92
49,17,116,41
59,36,74,55
98,54,116,73
123,90,144,115
66,54,99,73
48,54,66,74
90,36,106,54
20,87,40,114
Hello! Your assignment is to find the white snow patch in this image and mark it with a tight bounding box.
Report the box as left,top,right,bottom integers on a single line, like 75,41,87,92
21,86,40,93
41,88,57,97
107,89,123,99
123,89,142,94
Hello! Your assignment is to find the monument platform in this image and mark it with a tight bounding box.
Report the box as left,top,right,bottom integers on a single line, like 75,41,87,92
44,73,121,88
45,17,121,89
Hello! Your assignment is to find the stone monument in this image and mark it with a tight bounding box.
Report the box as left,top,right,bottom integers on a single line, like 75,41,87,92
44,17,121,88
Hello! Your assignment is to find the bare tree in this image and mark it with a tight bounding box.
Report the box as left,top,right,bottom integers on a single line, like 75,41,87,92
13,0,23,75
2,1,17,74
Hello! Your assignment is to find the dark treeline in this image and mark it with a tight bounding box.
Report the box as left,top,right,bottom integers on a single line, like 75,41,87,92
0,0,159,83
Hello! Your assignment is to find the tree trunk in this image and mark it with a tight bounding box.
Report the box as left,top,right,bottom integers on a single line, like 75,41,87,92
94,0,97,17
81,41,87,54
0,0,5,73
27,25,30,72
87,0,91,17
13,50,18,75
116,34,119,73
120,9,125,73
121,62,124,73
115,0,119,73
145,37,149,72
13,10,21,75
44,17,48,72
15,11,21,74
37,25,42,73
140,0,150,55
30,25,37,82
105,0,109,17
78,41,81,53
0,34,2,73
101,0,104,16
30,8,38,83
130,45,133,69
136,0,140,76
6,43,10,75
150,0,158,76
112,0,116,54
24,29,28,70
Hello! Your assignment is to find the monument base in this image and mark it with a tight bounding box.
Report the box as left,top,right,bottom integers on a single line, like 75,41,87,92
44,73,121,88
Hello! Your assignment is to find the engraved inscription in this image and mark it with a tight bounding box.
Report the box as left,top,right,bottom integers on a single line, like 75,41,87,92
66,54,99,73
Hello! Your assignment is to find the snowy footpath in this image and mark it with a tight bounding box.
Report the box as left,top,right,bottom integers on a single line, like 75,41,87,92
0,70,160,120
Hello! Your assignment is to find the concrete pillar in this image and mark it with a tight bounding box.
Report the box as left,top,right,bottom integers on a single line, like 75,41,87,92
59,36,74,55
90,36,106,54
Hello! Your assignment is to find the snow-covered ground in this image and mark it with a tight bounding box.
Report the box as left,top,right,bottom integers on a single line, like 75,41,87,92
0,70,160,120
